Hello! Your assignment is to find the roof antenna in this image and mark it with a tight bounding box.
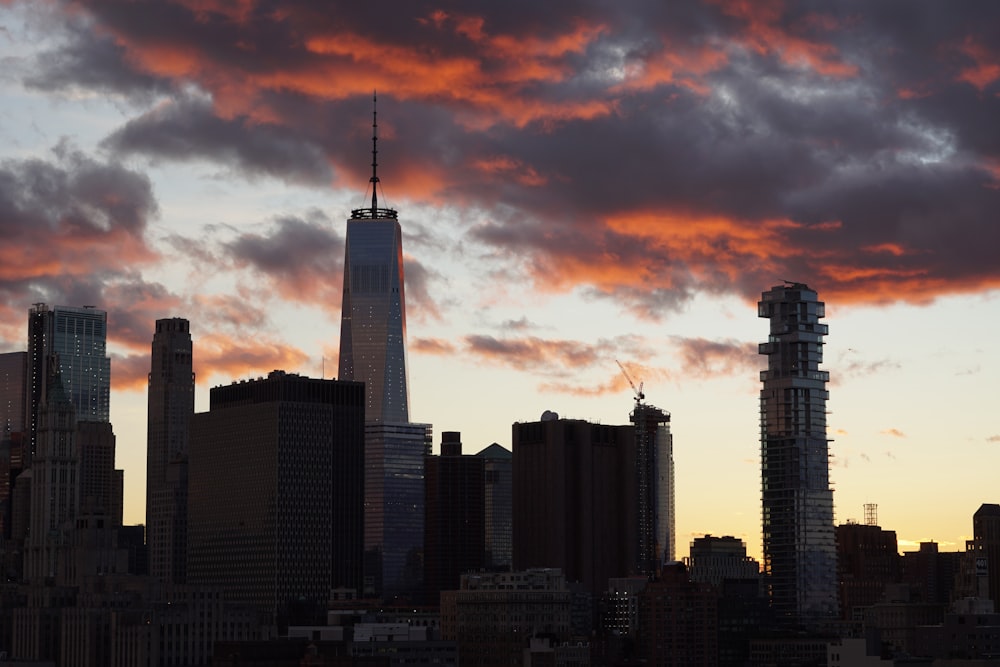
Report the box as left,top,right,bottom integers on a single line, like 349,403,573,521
370,90,379,218
351,91,396,221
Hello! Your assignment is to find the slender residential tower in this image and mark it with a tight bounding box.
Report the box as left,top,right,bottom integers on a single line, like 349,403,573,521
146,317,194,584
338,95,409,424
758,283,837,624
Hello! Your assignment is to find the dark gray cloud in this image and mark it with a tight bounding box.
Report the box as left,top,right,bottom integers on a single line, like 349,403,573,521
102,94,333,186
12,0,1000,316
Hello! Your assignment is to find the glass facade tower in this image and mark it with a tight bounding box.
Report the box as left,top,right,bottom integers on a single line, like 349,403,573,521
338,215,410,424
758,283,837,624
25,304,111,460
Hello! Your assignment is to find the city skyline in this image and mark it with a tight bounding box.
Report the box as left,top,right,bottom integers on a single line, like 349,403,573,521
0,1,999,564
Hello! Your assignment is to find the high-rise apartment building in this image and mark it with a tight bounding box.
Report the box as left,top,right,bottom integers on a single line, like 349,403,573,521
513,415,636,597
24,304,111,460
187,371,365,620
145,318,193,584
338,101,409,425
758,282,837,624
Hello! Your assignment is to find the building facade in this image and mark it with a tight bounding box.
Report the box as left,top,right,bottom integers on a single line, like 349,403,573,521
187,371,365,620
758,282,837,624
145,317,193,585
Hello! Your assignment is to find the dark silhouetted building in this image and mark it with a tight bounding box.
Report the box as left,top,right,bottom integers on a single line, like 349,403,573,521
477,442,512,571
758,283,837,624
836,513,900,620
639,562,718,666
900,541,961,604
441,568,572,667
146,317,193,585
513,415,635,598
188,371,365,621
0,351,26,539
974,503,1000,610
687,535,761,590
424,432,484,604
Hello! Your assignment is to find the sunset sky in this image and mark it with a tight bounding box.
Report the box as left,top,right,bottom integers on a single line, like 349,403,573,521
1,0,998,562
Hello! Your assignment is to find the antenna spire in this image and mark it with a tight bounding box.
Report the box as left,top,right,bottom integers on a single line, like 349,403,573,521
350,91,397,221
371,91,379,217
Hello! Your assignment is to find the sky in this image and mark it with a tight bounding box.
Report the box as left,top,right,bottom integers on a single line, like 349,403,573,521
1,0,998,563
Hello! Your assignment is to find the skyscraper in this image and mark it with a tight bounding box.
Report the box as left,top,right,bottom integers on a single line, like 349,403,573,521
24,304,111,459
187,371,365,619
758,282,837,624
338,99,409,424
513,415,635,597
146,317,193,584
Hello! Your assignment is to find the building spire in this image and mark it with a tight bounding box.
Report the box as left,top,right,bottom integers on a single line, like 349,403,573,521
351,91,397,221
371,90,379,217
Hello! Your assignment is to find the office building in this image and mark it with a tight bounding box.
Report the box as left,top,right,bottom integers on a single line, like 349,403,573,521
364,421,431,603
24,304,111,460
477,442,512,571
758,282,837,624
145,317,194,584
338,100,410,424
77,420,121,525
513,415,635,597
187,371,365,620
424,432,485,603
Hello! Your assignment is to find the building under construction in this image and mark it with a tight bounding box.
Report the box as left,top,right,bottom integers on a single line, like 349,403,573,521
631,402,674,575
758,282,837,625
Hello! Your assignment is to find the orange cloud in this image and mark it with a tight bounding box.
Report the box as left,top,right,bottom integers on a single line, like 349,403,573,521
195,331,312,387
957,37,1000,90
709,0,857,78
471,156,547,186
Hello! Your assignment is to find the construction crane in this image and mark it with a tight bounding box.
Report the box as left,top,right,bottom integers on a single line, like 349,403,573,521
616,360,644,404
